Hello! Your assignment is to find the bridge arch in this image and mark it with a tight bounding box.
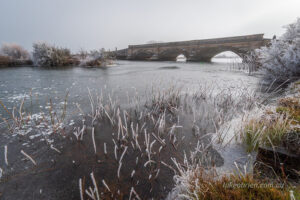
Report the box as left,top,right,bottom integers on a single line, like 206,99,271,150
210,48,245,60
158,48,190,61
211,50,243,62
176,54,187,62
186,46,248,62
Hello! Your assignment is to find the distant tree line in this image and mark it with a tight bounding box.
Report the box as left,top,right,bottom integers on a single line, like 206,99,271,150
0,42,113,67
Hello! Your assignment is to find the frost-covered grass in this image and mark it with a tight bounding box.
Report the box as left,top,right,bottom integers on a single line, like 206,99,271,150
166,81,300,200
4,77,300,200
240,83,300,153
0,84,261,199
241,112,291,152
167,143,299,200
0,92,69,143
3,81,298,199
169,167,297,200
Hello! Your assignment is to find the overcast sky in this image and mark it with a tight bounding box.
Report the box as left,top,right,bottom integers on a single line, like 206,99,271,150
0,0,299,52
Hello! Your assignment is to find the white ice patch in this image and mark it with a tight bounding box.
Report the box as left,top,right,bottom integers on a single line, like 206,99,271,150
212,106,270,175
8,94,29,101
10,111,68,144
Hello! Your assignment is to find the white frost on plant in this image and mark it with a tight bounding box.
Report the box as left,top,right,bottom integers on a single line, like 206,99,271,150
0,168,3,179
166,142,216,200
258,18,300,82
78,49,105,67
32,42,71,67
0,43,30,60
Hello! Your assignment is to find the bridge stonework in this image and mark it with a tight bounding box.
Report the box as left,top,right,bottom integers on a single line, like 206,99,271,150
115,34,270,62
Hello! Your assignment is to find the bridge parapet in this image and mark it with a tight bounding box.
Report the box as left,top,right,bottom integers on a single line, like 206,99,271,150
129,34,265,48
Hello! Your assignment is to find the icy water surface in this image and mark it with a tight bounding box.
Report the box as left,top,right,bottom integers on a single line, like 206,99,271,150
0,59,255,115
0,59,259,199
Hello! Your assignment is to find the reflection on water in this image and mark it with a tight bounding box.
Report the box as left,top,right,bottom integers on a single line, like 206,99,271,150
0,59,254,132
211,57,243,63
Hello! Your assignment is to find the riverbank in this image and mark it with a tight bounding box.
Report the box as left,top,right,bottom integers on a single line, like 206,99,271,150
0,43,115,68
167,80,300,199
0,56,32,67
0,56,114,68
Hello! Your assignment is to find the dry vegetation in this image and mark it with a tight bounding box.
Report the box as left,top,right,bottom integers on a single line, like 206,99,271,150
240,84,300,154
1,18,300,198
32,42,78,67
241,112,292,152
0,43,30,60
78,48,114,67
178,169,296,200
0,84,266,199
0,80,299,199
167,141,299,200
0,42,113,67
0,43,32,66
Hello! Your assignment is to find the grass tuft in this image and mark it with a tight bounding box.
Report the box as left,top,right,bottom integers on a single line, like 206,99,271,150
241,113,291,152
241,95,300,153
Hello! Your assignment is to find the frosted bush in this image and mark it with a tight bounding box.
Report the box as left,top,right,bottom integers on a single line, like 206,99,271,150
79,48,106,67
0,43,30,60
78,48,88,60
258,18,300,83
32,42,72,67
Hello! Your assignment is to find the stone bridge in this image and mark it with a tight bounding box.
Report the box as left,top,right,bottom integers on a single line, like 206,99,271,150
114,34,270,62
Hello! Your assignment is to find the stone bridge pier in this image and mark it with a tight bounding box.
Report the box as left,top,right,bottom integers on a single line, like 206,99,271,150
115,34,270,62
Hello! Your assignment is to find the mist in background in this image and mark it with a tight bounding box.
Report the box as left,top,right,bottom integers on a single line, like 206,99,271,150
0,0,299,52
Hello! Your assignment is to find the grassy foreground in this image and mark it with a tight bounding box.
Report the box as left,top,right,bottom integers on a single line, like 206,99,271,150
241,81,300,154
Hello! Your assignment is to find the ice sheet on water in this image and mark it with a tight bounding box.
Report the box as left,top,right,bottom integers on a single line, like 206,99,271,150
212,106,267,174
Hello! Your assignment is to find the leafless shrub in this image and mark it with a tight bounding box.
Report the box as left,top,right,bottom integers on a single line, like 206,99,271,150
79,48,109,67
258,18,300,83
78,48,88,60
32,42,74,67
243,51,261,74
0,43,30,60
